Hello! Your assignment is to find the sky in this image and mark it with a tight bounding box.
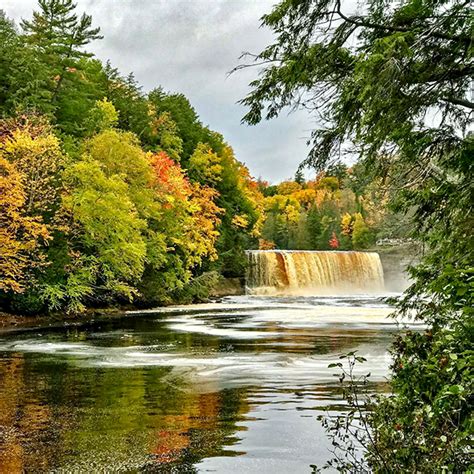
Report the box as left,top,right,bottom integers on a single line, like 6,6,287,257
3,0,315,183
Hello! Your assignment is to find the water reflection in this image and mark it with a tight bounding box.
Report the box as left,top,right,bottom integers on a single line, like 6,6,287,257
0,295,413,472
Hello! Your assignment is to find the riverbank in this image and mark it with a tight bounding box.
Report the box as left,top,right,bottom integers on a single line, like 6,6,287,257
0,307,129,334
0,278,246,334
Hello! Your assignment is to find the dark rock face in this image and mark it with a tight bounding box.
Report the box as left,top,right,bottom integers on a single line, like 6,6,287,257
377,244,421,292
209,278,244,297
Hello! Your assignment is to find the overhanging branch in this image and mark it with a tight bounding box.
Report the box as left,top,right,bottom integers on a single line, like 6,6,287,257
334,0,471,44
441,96,474,109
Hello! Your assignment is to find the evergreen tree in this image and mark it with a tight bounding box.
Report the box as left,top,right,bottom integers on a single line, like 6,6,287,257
19,0,104,133
0,11,18,111
306,206,321,249
294,168,305,186
106,68,151,141
22,0,102,102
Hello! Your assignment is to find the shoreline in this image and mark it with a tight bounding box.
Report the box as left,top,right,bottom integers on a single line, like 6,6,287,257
0,297,233,335
0,307,130,335
0,277,246,335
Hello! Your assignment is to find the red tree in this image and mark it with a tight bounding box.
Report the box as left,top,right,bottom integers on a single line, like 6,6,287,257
329,232,339,249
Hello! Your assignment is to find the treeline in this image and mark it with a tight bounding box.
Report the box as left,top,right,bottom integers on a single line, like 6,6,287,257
0,1,263,314
258,164,409,251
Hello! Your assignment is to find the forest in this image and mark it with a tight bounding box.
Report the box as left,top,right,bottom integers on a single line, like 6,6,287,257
0,1,265,314
0,1,405,315
257,163,409,251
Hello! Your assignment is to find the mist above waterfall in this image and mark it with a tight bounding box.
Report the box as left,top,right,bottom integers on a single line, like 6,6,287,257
246,250,385,296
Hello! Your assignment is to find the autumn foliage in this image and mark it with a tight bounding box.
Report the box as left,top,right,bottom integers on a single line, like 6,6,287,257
328,232,339,249
0,104,260,312
0,0,262,313
0,157,49,292
258,166,382,251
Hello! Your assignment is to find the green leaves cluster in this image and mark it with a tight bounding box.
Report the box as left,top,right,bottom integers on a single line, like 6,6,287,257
370,322,474,471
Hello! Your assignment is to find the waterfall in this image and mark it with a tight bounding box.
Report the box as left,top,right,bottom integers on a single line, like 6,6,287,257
246,250,384,295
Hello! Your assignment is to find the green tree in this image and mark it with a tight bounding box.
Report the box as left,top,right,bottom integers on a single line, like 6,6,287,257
0,11,54,117
64,158,147,282
151,111,183,161
294,168,305,186
12,0,105,135
240,0,473,469
148,88,204,162
148,88,225,163
85,97,119,134
351,212,372,249
188,143,222,185
306,205,322,249
214,146,262,276
105,68,151,141
289,211,311,250
261,212,279,247
46,130,152,311
0,11,18,111
22,0,102,103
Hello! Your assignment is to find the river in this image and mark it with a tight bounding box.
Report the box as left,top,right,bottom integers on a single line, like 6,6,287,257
0,293,416,473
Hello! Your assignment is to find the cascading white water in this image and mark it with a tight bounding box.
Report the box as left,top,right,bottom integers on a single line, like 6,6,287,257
246,250,384,295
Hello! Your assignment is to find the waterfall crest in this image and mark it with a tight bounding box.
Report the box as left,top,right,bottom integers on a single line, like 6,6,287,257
246,250,384,295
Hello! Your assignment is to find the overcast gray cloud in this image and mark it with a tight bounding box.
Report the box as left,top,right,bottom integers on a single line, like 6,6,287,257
3,0,314,183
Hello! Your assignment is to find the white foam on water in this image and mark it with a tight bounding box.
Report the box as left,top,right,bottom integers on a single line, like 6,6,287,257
0,336,392,388
167,317,281,339
246,305,405,329
2,341,102,356
0,295,417,390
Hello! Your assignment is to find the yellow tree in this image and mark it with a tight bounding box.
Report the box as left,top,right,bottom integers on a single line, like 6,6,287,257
340,213,353,237
0,118,65,222
0,117,64,301
352,213,372,249
277,180,302,195
188,143,222,185
292,188,317,208
186,183,222,266
0,157,49,292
